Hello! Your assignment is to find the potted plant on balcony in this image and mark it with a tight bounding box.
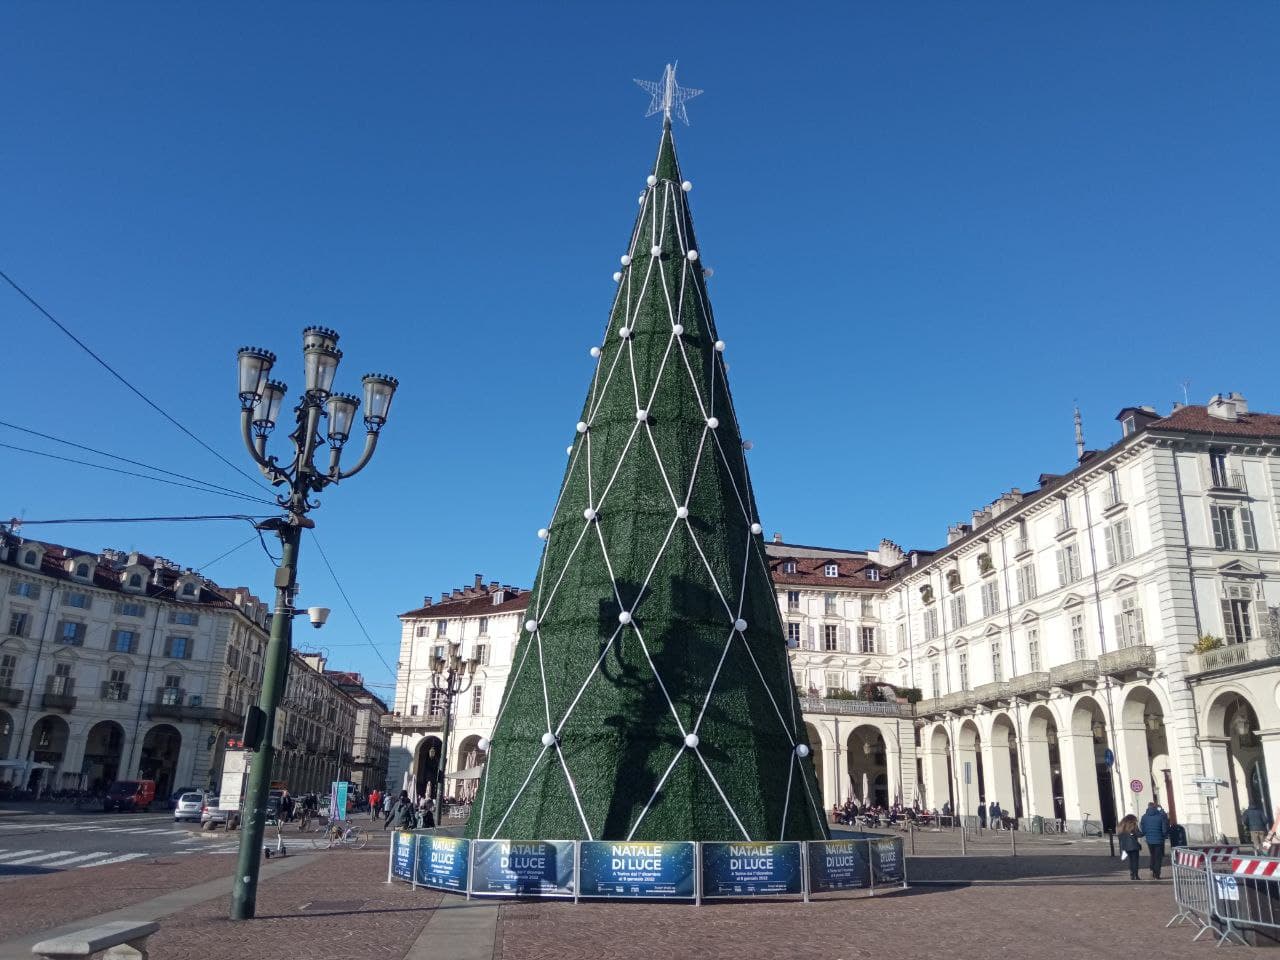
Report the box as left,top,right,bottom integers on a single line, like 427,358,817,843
1192,635,1225,654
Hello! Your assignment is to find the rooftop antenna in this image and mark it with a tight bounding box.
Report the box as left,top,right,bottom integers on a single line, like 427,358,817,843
1073,404,1085,461
1179,379,1191,406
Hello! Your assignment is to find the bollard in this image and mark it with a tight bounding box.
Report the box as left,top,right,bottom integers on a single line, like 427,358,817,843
960,824,967,856
1010,823,1017,857
910,822,916,856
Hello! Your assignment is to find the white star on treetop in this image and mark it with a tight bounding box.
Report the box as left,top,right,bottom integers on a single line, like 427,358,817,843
634,62,702,126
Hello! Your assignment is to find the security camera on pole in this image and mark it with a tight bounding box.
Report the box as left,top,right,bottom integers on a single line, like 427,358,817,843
230,327,397,921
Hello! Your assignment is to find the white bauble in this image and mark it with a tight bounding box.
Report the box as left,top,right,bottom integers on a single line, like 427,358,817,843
477,737,490,752
636,408,648,421
706,416,719,429
750,523,762,535
650,244,662,257
583,507,597,521
525,619,538,632
734,618,748,632
590,346,601,358
620,254,632,266
714,340,725,352
795,743,811,758
687,250,699,262
618,611,632,625
672,323,684,335
537,528,549,540
676,506,689,520
612,272,622,283
684,733,700,748
541,731,557,747
576,421,588,434
566,445,574,455
619,326,631,339
681,180,692,192
742,440,754,451
646,174,657,186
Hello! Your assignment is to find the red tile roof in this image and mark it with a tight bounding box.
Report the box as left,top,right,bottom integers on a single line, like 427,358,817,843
1150,405,1280,439
768,554,890,588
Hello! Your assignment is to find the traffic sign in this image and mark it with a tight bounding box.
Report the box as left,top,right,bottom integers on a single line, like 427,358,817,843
1130,779,1144,793
1103,749,1114,767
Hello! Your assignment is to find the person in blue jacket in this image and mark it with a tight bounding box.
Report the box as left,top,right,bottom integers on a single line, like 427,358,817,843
1139,801,1170,879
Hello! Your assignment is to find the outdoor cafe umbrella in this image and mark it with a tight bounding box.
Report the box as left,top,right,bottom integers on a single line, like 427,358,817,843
862,772,870,805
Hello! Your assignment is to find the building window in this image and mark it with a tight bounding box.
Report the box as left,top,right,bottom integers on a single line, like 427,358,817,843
991,642,1003,682
478,616,489,635
825,672,843,697
930,660,941,699
981,581,1000,619
161,676,183,705
64,591,90,609
49,663,73,696
824,563,838,577
1210,450,1231,488
1056,544,1082,586
56,621,86,646
1104,519,1134,566
8,611,29,638
471,686,484,716
10,581,40,600
164,636,192,659
115,601,145,618
950,594,968,628
1027,627,1041,672
1016,564,1037,604
75,563,90,579
169,611,199,626
1059,498,1071,530
867,569,880,582
1222,583,1257,644
1116,595,1146,648
860,627,876,654
428,688,445,717
22,550,38,567
436,620,448,638
473,643,489,666
127,573,143,589
0,654,16,687
110,630,138,654
860,596,874,617
824,593,838,616
787,590,800,611
958,652,969,690
1070,613,1087,660
924,608,939,640
180,582,196,597
896,623,906,650
1211,505,1257,551
104,669,128,701
416,625,427,637
783,561,796,574
823,624,840,652
786,622,801,647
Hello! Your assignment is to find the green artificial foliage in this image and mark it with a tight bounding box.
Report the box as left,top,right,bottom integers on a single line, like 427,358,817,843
465,122,828,843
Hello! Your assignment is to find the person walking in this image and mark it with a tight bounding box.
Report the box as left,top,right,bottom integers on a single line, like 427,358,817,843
368,788,380,822
385,790,408,831
1244,801,1270,851
1117,814,1142,880
1140,801,1171,879
989,799,1002,831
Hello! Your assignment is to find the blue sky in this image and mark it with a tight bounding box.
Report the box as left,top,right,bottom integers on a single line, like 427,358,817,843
3,2,1278,693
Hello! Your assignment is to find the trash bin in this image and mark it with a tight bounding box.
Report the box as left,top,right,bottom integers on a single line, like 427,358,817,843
1030,815,1045,835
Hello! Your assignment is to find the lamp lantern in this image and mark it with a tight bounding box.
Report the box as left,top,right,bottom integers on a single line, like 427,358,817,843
324,393,361,445
237,347,276,408
362,374,399,431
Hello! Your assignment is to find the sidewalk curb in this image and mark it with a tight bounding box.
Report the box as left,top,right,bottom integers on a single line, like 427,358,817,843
404,894,498,960
0,852,316,960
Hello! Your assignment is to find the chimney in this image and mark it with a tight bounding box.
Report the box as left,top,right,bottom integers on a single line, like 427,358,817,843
474,573,484,589
422,596,432,607
772,532,782,544
492,589,506,605
1229,392,1249,415
947,523,971,544
1207,393,1239,422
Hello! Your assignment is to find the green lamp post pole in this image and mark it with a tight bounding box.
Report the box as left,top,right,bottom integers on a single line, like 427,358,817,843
430,641,476,827
230,327,397,921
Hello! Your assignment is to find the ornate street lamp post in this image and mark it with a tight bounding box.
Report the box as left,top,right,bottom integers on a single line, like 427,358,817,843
230,326,397,921
430,639,476,827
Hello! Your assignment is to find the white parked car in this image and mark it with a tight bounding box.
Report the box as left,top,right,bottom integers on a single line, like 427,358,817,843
174,792,207,823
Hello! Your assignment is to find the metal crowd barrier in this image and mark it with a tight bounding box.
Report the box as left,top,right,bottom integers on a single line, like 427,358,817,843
1168,845,1265,947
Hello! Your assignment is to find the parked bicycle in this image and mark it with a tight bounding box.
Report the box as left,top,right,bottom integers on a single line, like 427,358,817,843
1081,813,1103,838
311,820,368,850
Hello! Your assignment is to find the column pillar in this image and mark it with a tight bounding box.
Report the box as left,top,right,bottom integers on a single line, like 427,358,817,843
1114,721,1151,819
983,737,1014,818
1023,734,1055,818
1057,732,1101,828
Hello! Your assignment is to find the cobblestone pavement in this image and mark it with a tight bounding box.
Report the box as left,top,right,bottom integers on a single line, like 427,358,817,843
0,853,237,941
145,850,442,960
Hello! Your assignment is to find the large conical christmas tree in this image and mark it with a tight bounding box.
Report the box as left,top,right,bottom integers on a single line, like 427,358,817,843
468,69,827,843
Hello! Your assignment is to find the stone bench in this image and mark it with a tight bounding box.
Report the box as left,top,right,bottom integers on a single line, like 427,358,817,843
31,920,159,960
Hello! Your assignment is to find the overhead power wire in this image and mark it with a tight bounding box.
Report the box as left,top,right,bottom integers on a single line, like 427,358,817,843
0,441,275,505
0,419,274,505
308,529,397,678
10,514,271,526
0,267,274,495
196,534,260,572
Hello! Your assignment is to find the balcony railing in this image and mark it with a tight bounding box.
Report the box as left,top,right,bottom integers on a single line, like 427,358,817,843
1103,487,1125,511
1098,644,1156,679
380,713,446,733
42,676,76,712
1190,637,1280,675
1013,538,1032,558
1210,470,1247,493
1055,517,1075,539
915,696,944,717
938,691,976,713
0,685,23,706
973,681,1011,705
798,697,913,719
1006,672,1051,698
1049,659,1099,689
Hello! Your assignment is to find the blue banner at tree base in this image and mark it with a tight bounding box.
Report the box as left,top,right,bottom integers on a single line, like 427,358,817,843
471,840,576,897
390,831,416,882
807,839,871,893
415,834,470,892
579,841,696,899
701,841,803,898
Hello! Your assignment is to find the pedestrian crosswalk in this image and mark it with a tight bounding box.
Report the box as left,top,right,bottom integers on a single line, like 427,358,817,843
0,818,242,871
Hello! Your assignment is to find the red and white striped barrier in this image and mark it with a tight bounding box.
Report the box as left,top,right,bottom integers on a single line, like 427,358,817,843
1176,845,1243,868
1231,856,1280,876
